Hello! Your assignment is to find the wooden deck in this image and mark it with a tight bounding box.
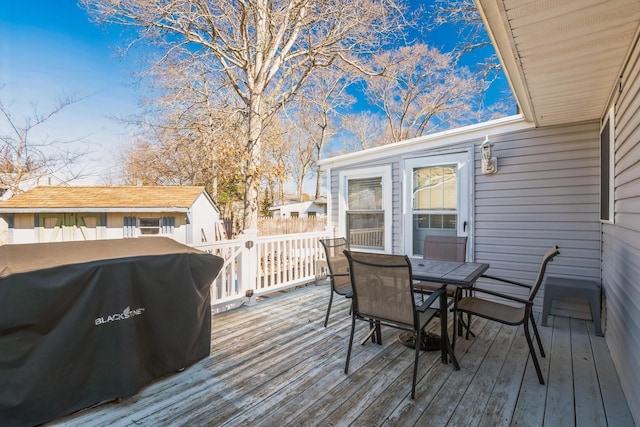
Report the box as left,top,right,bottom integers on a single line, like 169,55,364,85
52,282,634,427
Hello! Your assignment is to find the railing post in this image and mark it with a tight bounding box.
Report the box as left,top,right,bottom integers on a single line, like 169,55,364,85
239,229,258,305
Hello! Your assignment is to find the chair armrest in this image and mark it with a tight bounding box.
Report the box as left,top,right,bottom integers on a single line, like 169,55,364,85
416,287,444,312
466,286,531,305
327,273,349,278
481,274,531,289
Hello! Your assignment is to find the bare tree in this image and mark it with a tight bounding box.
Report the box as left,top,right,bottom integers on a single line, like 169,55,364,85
364,43,484,141
428,0,490,56
0,89,88,197
82,0,411,229
119,137,160,185
287,67,355,199
117,53,251,214
261,117,291,206
428,0,510,109
281,110,317,201
341,111,389,151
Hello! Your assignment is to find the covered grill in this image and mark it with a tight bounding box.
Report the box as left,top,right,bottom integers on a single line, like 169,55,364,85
0,237,223,427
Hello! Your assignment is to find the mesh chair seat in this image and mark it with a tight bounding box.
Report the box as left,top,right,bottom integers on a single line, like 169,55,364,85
456,297,525,325
415,280,457,297
334,283,352,295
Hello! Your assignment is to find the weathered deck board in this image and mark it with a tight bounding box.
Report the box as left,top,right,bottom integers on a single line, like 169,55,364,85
50,282,634,427
572,318,607,426
543,315,575,427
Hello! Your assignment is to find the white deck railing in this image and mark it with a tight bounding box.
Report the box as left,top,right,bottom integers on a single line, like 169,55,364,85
192,229,332,313
349,227,384,247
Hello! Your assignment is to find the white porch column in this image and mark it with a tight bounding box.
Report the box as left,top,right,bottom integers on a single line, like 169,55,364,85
239,229,258,305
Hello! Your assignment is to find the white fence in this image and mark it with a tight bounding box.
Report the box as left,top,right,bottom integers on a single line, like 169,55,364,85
192,229,332,313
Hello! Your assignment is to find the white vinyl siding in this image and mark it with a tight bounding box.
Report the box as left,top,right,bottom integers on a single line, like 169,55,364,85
473,123,601,308
602,39,640,420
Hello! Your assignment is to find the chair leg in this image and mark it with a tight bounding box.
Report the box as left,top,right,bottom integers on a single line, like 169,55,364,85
459,289,475,339
465,313,475,337
530,312,546,358
361,320,377,345
324,291,334,327
452,306,458,350
453,288,463,338
465,312,472,339
412,327,420,399
345,315,356,374
524,319,545,385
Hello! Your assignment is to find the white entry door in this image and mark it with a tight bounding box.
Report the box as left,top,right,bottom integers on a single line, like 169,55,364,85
403,151,472,258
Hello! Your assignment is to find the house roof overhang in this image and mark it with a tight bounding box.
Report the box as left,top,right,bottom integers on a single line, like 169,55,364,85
0,186,216,214
319,114,532,170
0,208,191,214
476,0,640,127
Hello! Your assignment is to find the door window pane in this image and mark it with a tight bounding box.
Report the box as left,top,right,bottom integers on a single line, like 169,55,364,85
347,177,384,249
412,165,458,255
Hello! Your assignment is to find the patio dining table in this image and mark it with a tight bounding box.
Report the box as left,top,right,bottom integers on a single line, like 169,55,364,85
409,258,490,369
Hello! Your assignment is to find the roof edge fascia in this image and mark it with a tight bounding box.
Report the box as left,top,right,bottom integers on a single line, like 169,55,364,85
195,189,221,213
474,0,537,125
0,208,191,214
319,114,533,170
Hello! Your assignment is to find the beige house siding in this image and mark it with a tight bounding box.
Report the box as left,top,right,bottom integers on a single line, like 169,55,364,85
0,187,219,246
6,212,189,244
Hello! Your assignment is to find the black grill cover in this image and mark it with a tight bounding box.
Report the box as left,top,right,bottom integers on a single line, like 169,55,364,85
0,238,223,427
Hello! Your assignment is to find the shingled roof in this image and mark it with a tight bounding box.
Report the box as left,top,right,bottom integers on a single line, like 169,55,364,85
0,186,213,213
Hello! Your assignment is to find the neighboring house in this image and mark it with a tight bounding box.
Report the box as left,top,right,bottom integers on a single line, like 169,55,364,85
269,198,327,218
0,186,220,245
0,173,66,201
320,0,640,422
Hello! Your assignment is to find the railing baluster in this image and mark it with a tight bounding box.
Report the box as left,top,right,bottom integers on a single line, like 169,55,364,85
192,230,332,312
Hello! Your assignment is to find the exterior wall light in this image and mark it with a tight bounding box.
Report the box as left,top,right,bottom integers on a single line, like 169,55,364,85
481,136,498,174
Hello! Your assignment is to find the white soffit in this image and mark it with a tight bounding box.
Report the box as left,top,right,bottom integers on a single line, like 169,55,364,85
477,0,640,127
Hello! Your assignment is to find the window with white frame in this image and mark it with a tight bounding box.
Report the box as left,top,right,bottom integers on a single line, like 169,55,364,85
139,218,161,235
123,216,175,237
339,166,392,252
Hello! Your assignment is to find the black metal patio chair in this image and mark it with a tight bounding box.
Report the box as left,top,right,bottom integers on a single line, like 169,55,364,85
319,238,352,327
453,245,560,384
343,250,443,399
414,236,469,336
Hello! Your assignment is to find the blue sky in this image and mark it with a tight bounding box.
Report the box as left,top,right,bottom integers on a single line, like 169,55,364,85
0,1,511,186
0,1,142,184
